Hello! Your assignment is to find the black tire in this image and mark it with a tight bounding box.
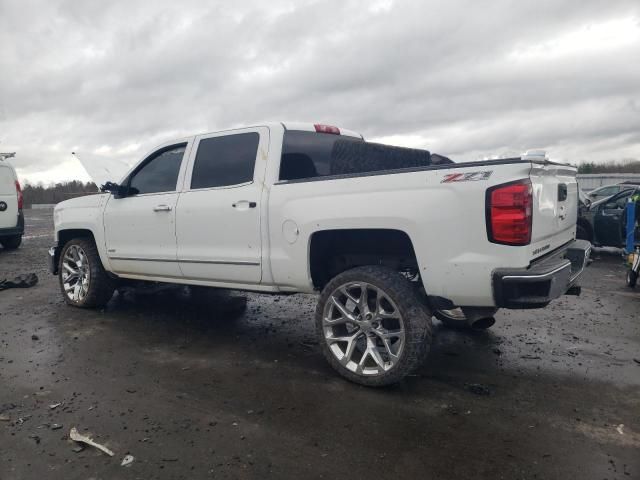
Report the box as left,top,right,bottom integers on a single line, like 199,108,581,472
315,266,432,387
58,238,115,308
627,270,637,288
576,224,590,242
0,235,22,250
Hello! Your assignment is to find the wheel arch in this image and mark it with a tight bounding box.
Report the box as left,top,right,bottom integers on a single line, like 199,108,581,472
54,228,108,275
308,228,419,290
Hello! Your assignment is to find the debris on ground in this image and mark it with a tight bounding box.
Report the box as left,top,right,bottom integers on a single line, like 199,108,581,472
0,273,39,291
69,427,114,457
51,423,63,430
121,454,135,467
0,415,10,422
31,334,39,341
633,358,640,365
464,383,492,396
616,424,625,435
49,403,61,410
520,355,542,360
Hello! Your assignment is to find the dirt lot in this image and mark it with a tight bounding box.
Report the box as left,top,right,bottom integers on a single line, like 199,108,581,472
1,209,639,480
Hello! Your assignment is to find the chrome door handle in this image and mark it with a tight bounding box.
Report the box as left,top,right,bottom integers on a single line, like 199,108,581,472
153,205,172,212
232,201,257,209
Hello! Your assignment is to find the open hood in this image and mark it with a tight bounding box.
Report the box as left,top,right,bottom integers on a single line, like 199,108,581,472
73,152,134,188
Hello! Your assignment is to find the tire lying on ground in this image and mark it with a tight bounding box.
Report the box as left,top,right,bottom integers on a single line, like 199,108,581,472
58,237,115,308
316,265,432,387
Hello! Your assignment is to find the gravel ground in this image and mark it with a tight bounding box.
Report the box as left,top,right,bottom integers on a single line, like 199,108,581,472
1,209,639,479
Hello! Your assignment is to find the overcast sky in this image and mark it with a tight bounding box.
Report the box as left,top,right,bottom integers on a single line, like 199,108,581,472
1,0,639,184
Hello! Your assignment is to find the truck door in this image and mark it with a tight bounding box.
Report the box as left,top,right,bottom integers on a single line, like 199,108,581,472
175,127,268,284
103,142,190,278
593,191,632,247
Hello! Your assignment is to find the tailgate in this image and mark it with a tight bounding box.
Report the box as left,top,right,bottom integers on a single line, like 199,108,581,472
0,166,18,229
528,162,578,260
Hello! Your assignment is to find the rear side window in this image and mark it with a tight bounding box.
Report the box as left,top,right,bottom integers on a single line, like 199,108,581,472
129,144,186,195
191,133,259,189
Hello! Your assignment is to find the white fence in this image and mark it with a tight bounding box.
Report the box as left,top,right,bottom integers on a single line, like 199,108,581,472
576,174,640,191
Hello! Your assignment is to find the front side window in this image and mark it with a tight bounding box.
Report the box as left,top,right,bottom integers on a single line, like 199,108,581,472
190,132,259,189
129,144,186,195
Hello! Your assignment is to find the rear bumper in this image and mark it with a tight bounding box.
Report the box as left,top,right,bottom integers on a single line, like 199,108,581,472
493,239,591,309
0,211,24,237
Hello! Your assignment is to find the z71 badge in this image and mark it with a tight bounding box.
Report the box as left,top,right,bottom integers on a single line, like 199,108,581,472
441,171,493,183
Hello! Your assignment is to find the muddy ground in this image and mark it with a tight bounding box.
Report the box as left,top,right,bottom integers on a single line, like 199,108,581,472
1,209,639,480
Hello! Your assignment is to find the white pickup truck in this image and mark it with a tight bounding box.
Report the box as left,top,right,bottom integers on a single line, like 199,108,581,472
49,122,590,386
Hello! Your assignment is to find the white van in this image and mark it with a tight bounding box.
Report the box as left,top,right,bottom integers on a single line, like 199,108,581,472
0,155,24,249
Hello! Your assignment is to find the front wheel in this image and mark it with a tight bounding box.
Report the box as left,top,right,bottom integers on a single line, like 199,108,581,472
316,266,432,387
58,238,115,308
0,235,22,250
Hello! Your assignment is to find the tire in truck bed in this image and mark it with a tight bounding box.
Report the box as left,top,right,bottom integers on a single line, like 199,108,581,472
330,139,452,176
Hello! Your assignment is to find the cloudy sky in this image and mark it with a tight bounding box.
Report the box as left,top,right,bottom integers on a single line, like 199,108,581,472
1,0,639,184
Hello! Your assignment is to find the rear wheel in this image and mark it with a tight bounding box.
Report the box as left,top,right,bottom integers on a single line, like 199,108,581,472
0,235,22,250
58,238,115,308
627,269,637,288
316,266,432,387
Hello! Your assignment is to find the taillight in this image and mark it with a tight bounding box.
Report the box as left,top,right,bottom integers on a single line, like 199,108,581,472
486,179,532,246
314,124,340,135
15,180,23,210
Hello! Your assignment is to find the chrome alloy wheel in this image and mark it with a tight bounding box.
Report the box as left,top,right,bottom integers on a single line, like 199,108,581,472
61,245,91,302
322,281,405,376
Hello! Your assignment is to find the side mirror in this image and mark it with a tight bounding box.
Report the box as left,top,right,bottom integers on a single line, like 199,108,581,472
100,181,128,198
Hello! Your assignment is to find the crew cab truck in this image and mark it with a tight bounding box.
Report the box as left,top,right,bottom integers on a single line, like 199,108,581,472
0,154,24,250
49,122,590,386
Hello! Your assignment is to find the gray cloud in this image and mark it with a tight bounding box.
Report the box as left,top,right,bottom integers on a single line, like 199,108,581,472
0,0,639,182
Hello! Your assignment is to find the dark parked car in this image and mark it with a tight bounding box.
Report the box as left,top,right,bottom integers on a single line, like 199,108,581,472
577,186,639,247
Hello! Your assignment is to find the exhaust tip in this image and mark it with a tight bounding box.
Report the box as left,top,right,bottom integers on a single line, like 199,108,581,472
469,317,496,330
